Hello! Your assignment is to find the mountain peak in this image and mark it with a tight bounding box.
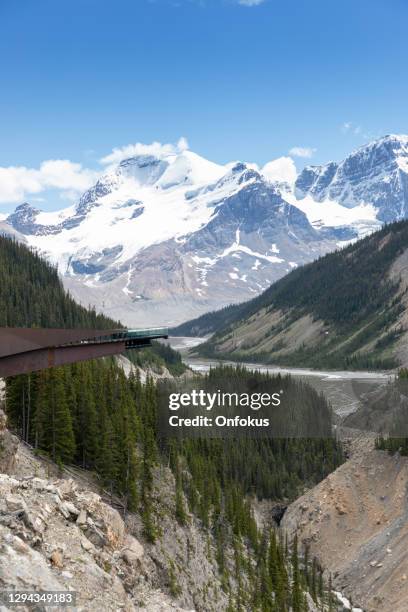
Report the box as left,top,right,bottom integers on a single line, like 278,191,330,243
352,133,408,156
14,201,39,213
378,133,408,143
296,134,408,222
6,202,40,235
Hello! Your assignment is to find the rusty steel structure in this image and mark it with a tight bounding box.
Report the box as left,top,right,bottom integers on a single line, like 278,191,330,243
0,327,169,378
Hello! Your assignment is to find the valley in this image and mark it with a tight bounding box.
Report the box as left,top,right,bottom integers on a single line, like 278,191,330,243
2,234,408,611
178,220,408,371
168,339,408,611
165,335,392,419
0,235,347,611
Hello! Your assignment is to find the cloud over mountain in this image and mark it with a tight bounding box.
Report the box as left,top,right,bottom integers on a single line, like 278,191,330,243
0,161,98,205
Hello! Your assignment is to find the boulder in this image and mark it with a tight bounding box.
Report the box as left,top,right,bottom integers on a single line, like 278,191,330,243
84,524,106,549
80,536,95,552
5,494,27,513
58,501,79,519
23,510,46,535
50,549,64,569
121,534,144,566
31,477,49,491
55,478,77,499
0,526,64,590
97,504,125,547
76,508,87,525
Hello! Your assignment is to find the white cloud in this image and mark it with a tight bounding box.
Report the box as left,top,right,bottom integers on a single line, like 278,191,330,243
0,138,191,207
238,0,265,5
39,160,97,191
0,161,98,205
341,121,362,135
262,157,297,185
100,137,189,167
288,146,316,159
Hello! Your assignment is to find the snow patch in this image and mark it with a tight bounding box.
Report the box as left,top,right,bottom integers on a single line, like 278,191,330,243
35,205,77,225
285,192,380,236
122,266,134,296
334,591,363,611
220,229,284,264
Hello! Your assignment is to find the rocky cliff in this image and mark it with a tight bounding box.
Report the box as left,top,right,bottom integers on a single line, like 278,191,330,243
282,430,408,612
0,405,227,611
0,401,331,612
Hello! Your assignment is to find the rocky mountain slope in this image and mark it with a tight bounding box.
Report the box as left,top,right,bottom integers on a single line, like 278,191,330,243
282,428,408,612
3,135,408,326
187,220,408,370
0,399,334,612
0,406,216,611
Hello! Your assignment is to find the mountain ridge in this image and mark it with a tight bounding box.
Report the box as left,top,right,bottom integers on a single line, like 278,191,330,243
2,134,408,326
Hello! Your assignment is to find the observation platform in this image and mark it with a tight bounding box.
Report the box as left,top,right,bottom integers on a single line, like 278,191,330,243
0,327,169,377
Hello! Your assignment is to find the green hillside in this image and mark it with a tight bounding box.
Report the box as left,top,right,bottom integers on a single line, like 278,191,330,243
0,235,119,329
187,221,408,370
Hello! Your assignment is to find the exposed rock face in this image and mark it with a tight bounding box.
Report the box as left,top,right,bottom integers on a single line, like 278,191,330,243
0,463,196,611
115,354,175,383
0,408,18,474
0,417,238,612
282,431,408,612
0,412,325,612
6,202,42,234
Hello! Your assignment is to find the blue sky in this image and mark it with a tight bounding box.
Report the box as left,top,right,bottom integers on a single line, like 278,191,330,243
0,0,407,211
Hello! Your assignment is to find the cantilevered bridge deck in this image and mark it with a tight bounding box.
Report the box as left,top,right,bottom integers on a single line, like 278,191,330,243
0,327,169,377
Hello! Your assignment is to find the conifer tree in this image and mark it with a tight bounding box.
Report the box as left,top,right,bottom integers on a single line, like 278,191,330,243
174,457,188,525
35,368,76,464
291,534,303,612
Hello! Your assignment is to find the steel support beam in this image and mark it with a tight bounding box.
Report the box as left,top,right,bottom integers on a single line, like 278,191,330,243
0,340,127,377
0,327,168,378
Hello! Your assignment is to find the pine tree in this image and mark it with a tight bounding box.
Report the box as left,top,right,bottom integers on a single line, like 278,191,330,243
174,457,188,525
35,368,76,464
328,574,334,612
311,556,318,603
291,534,302,612
73,363,99,468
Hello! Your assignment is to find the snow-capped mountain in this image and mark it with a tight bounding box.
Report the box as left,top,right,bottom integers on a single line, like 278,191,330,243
3,135,408,326
296,134,408,222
